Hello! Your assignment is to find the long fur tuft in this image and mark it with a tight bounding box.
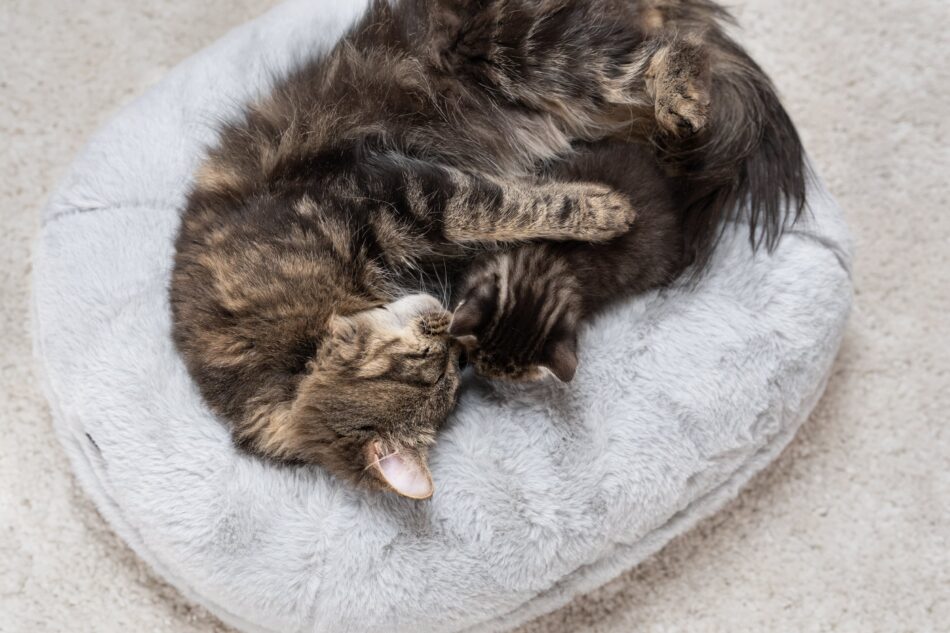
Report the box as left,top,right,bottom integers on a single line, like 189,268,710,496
657,12,808,271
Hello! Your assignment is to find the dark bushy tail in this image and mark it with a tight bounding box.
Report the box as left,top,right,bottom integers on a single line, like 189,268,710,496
661,17,808,271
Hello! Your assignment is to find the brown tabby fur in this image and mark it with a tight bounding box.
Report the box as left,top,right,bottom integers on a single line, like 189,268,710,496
171,0,806,496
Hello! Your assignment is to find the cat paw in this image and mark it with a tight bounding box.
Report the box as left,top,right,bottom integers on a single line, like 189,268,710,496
655,89,709,136
576,185,638,241
648,39,711,137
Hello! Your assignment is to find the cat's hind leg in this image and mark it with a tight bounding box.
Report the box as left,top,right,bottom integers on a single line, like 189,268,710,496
431,0,711,140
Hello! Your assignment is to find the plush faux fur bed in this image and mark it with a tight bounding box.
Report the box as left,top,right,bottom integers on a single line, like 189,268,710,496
30,1,852,631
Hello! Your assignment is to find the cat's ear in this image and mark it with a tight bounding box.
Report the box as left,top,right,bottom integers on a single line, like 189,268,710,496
367,441,434,500
449,274,499,338
540,336,578,383
448,299,483,338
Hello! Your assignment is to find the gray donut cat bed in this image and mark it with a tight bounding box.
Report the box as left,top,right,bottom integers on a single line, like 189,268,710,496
31,1,853,632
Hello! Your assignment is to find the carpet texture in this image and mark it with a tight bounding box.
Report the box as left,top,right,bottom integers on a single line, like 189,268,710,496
1,1,947,632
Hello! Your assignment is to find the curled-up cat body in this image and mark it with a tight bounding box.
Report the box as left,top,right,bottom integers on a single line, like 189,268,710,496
172,0,806,497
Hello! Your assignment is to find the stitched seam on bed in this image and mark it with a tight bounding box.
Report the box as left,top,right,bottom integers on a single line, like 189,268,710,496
785,229,853,278
43,199,182,226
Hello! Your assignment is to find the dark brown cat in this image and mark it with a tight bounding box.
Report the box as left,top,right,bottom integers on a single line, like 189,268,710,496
451,139,687,382
171,0,805,497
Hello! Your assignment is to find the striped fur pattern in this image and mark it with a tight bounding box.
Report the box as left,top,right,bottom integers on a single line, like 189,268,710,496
451,140,686,382
452,246,585,382
171,0,806,496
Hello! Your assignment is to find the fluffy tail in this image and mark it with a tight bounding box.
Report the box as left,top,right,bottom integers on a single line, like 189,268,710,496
659,14,808,270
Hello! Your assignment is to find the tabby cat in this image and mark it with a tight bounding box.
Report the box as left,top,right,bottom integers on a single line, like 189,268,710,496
171,0,805,498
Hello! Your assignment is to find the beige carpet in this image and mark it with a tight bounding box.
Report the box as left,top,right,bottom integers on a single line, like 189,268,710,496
1,0,947,631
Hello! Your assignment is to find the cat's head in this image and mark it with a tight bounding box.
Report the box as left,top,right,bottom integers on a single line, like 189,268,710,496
449,251,581,383
296,294,461,499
